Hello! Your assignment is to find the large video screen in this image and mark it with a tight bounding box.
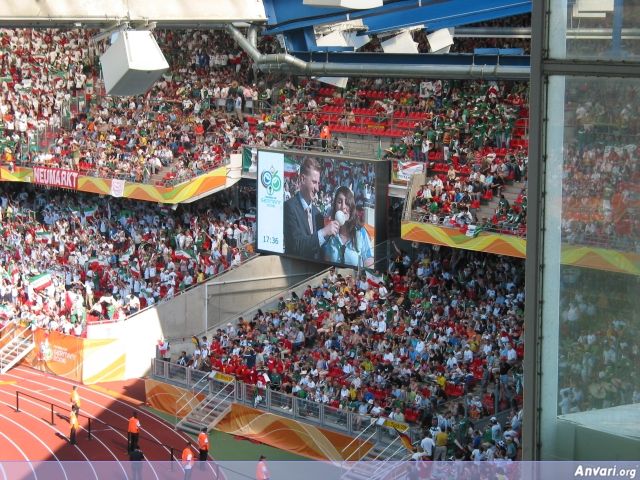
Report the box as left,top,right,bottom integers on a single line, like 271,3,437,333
257,150,378,268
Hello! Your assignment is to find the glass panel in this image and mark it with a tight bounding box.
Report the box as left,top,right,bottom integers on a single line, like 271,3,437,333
541,75,640,459
269,389,294,413
167,363,188,384
322,405,350,432
190,369,208,386
549,0,640,61
152,359,166,378
295,397,321,423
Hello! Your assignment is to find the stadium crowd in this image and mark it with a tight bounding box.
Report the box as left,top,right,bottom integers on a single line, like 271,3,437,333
557,267,640,418
1,27,532,188
182,246,524,460
560,80,639,252
0,184,255,335
387,76,530,236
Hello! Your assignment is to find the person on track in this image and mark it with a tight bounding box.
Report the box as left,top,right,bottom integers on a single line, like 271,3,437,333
70,386,81,414
256,455,270,480
69,409,79,445
127,411,141,452
182,441,195,480
198,427,209,468
129,446,145,480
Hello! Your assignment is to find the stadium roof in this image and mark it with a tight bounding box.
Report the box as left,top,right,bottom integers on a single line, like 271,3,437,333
0,0,531,76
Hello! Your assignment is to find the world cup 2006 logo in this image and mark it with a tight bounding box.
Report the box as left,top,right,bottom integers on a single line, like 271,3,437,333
261,166,282,195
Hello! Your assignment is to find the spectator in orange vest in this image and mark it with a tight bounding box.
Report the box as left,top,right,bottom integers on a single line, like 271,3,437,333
70,385,81,414
182,442,194,480
69,409,79,445
320,122,331,151
127,411,141,452
198,427,209,467
256,455,270,480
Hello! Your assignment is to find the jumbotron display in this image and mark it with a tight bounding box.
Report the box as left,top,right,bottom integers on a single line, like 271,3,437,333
257,150,381,268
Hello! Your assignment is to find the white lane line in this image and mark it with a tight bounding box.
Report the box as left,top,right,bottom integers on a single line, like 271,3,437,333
0,391,99,480
0,429,36,480
5,373,154,480
0,411,68,480
15,366,193,446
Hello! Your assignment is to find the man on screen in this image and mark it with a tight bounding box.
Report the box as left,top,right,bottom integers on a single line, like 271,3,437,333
284,157,339,259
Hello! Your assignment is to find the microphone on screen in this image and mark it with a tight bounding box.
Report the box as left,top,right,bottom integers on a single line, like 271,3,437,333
335,210,347,227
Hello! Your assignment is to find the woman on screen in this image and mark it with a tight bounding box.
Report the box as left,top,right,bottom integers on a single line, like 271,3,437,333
321,186,374,268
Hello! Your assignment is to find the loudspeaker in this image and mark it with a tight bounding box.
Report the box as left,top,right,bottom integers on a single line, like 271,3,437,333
427,28,454,54
100,31,169,96
381,30,418,54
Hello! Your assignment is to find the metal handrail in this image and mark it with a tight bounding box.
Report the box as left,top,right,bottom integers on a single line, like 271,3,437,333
370,454,411,480
0,328,33,370
175,374,211,421
153,358,517,458
199,383,235,424
370,434,402,462
370,442,408,478
197,374,235,412
342,429,378,470
0,321,18,342
0,334,33,373
342,417,378,457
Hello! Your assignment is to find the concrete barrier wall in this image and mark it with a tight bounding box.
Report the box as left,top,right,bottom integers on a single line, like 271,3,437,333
164,255,326,354
84,255,326,377
204,255,324,329
84,311,164,380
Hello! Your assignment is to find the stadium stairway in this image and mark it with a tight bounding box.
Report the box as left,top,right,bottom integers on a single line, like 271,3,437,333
175,374,236,435
0,324,35,375
474,179,526,225
341,441,410,480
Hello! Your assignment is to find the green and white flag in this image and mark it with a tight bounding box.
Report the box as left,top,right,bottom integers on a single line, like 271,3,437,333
365,268,384,288
84,206,98,219
29,272,52,291
175,249,195,260
35,230,52,243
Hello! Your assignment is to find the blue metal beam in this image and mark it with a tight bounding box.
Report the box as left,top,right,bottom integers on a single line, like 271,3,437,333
288,51,530,67
263,0,439,35
263,0,530,37
423,5,531,33
361,0,531,35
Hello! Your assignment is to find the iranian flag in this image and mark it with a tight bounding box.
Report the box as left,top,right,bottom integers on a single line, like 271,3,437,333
284,160,299,178
365,269,384,288
84,205,98,219
35,230,52,243
130,259,141,278
121,243,135,263
396,161,424,181
119,210,134,224
29,272,52,291
175,249,195,261
88,257,109,269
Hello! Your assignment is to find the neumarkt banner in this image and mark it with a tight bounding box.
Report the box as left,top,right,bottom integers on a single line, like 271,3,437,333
1,165,227,204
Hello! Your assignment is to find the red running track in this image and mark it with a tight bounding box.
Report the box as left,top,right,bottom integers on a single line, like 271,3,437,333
0,365,219,480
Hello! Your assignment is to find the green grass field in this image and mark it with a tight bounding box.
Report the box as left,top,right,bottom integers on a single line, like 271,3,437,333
144,407,307,461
